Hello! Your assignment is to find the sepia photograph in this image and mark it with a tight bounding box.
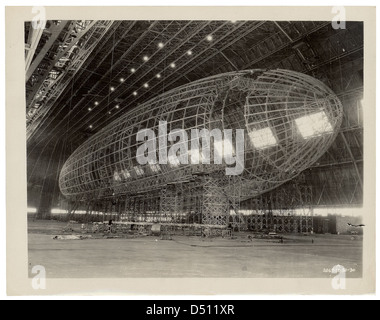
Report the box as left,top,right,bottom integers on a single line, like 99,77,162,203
5,5,376,296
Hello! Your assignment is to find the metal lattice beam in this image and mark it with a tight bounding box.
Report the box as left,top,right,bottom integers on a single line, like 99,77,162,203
26,20,114,140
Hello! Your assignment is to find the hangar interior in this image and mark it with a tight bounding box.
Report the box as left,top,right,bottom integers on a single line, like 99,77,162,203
26,20,363,237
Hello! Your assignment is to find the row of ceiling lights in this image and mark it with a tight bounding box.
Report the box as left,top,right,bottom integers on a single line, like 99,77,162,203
87,21,240,129
87,33,218,129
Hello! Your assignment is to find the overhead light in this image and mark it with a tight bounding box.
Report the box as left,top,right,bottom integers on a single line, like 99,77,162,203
108,111,112,115
89,125,93,129
133,91,138,96
110,87,115,92
88,107,92,111
131,68,136,73
144,83,149,88
143,56,149,62
156,73,161,79
94,101,99,106
231,20,237,24
115,105,120,109
120,78,125,83
206,35,213,41
170,62,176,68
187,50,193,56
248,127,278,150
158,42,165,49
295,111,334,139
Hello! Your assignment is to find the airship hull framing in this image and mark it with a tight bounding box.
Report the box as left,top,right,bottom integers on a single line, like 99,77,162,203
59,69,343,227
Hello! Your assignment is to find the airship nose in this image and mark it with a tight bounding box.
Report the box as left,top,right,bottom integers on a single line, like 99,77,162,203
241,69,343,190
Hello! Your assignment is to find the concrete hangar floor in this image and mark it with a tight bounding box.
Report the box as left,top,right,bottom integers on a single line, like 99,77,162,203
28,220,362,279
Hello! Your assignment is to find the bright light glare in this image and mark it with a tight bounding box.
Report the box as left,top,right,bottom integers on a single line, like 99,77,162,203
189,148,204,164
295,111,333,139
114,171,122,181
134,166,144,176
168,155,180,167
249,127,277,149
51,208,86,214
149,163,161,173
51,209,67,214
27,207,37,213
214,139,234,157
121,169,131,179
